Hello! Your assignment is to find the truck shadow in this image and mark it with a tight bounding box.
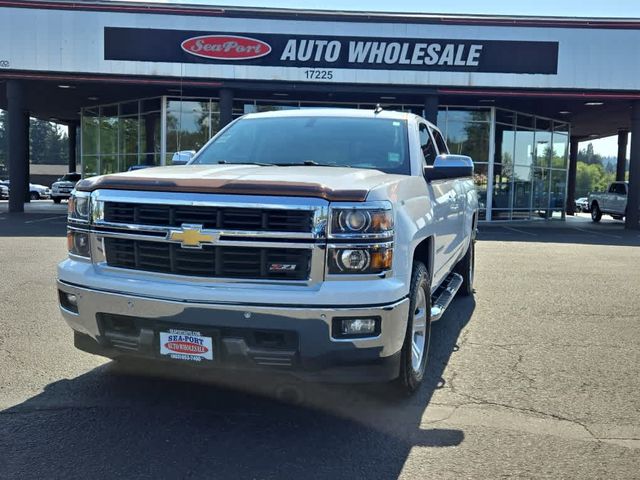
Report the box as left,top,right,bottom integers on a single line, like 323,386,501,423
0,297,475,480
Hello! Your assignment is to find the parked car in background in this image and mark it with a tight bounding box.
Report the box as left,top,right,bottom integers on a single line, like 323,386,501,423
0,180,51,200
0,183,8,200
588,181,635,222
51,172,82,203
575,197,589,212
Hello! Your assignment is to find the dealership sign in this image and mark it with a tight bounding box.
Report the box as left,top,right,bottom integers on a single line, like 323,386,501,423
105,27,558,74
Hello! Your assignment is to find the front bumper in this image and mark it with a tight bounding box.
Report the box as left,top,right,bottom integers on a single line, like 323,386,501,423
57,280,409,383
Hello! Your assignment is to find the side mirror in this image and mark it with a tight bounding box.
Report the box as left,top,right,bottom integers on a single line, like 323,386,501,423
171,150,196,166
424,155,474,181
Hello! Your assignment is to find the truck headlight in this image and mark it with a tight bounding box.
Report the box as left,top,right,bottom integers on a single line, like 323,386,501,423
328,245,393,274
67,230,91,258
68,192,91,222
330,203,393,236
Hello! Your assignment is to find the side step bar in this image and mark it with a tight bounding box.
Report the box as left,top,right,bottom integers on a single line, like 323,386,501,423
430,272,463,322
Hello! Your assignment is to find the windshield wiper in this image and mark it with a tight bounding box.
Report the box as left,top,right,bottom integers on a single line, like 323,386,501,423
273,160,352,167
216,160,272,166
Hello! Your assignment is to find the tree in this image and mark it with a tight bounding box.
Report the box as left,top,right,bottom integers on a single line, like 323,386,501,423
0,110,68,176
575,161,615,197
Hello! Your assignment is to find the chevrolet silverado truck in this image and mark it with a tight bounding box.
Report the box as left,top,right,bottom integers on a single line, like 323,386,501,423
58,109,478,394
589,181,632,222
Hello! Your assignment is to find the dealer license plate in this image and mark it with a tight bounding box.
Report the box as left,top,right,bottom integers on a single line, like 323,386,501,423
159,329,213,362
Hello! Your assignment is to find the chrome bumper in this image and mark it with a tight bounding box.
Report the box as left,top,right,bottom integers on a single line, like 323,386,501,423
57,280,410,382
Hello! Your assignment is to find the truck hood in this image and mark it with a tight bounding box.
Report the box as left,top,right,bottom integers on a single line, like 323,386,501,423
75,164,399,202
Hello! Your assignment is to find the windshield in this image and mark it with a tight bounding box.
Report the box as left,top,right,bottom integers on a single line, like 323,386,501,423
193,116,410,174
60,173,81,182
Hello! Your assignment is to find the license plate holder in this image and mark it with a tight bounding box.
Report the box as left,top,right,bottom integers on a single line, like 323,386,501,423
159,328,214,362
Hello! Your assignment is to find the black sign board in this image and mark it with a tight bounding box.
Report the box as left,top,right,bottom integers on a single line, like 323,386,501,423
105,27,558,74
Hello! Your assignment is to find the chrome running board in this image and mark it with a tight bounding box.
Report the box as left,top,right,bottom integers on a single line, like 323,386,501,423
430,272,463,322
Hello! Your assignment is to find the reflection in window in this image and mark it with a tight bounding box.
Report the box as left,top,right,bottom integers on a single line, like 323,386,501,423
446,120,490,161
166,101,211,158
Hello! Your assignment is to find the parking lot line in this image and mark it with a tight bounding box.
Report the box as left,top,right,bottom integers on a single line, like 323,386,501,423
571,226,622,239
24,215,67,224
502,226,538,236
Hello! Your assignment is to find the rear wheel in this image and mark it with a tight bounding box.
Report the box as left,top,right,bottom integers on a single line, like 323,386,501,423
397,261,431,395
591,203,602,222
53,197,62,204
29,192,39,201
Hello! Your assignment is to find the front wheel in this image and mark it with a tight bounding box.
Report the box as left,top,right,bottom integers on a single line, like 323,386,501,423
455,239,475,297
591,203,602,222
29,192,39,201
53,197,62,204
397,261,431,395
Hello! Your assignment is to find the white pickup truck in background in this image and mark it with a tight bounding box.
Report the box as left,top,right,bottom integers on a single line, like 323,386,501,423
589,181,632,222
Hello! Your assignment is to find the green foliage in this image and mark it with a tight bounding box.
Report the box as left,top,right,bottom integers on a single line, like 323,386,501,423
0,110,68,176
575,161,616,197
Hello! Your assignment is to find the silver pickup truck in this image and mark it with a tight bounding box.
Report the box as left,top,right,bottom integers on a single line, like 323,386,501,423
57,108,478,394
589,181,631,222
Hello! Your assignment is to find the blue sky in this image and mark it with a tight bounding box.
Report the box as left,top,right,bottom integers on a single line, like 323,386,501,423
130,0,640,18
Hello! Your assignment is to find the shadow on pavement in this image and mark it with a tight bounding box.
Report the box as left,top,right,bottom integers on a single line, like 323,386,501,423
0,212,67,237
0,297,475,480
479,220,640,247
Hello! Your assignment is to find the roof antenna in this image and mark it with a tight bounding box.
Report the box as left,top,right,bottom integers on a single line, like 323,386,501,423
374,104,383,114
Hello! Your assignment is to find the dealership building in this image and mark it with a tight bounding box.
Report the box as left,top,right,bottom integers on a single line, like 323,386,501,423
0,0,638,226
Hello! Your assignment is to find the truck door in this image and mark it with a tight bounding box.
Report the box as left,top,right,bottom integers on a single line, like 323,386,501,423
613,182,628,214
420,123,465,286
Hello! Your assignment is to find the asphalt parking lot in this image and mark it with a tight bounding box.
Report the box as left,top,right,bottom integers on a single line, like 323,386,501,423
1,209,639,479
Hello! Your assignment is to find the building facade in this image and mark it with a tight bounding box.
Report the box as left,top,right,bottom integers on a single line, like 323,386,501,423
1,1,638,226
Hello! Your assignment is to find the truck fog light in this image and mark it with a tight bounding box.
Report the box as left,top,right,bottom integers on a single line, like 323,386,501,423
58,290,79,314
332,316,380,339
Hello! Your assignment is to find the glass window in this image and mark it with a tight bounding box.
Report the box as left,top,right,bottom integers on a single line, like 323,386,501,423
82,155,98,178
446,120,490,162
514,129,535,167
81,110,99,156
551,130,568,169
431,128,449,155
99,116,118,156
473,162,488,211
166,100,211,155
550,170,567,211
140,112,160,161
492,162,512,211
534,130,552,168
532,168,550,214
120,101,139,116
194,116,410,175
100,156,118,175
446,109,491,124
141,98,161,113
119,117,139,156
419,123,437,165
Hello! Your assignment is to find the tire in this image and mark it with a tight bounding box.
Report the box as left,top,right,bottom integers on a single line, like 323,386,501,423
29,192,39,201
53,197,62,204
591,203,602,222
397,261,431,395
612,215,623,221
455,238,475,297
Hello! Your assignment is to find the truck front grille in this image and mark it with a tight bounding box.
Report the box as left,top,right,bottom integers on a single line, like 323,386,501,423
104,238,312,280
103,202,313,233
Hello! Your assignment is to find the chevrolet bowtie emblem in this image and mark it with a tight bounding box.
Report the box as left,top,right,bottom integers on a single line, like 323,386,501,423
168,224,218,248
